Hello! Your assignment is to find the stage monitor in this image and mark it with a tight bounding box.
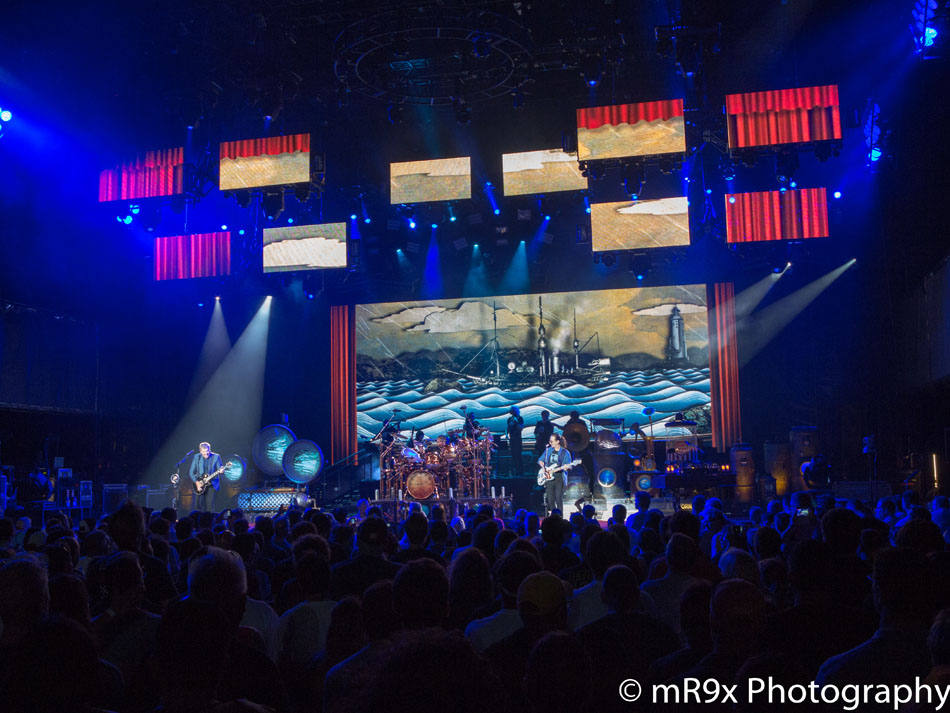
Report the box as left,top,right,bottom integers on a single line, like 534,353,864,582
577,99,685,161
355,286,710,444
99,147,184,202
725,188,829,243
154,232,231,280
502,149,587,197
591,197,690,252
725,85,841,149
390,156,471,204
263,222,347,272
219,134,311,190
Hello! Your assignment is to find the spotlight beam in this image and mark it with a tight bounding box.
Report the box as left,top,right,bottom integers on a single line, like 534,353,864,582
185,299,233,406
733,271,784,322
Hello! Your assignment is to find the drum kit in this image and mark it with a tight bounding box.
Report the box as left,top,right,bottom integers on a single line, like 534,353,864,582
375,408,496,501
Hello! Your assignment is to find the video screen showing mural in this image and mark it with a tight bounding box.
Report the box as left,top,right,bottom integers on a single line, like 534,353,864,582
263,222,347,272
219,134,310,190
356,286,710,443
98,147,184,202
577,100,685,161
390,157,472,204
726,85,841,149
591,197,690,251
154,232,231,281
502,149,588,197
725,188,829,243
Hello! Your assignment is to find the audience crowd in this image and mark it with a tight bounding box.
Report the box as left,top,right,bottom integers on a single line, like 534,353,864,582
2,487,950,712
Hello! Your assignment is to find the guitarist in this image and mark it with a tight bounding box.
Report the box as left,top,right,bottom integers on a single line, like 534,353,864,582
537,434,572,515
189,442,223,512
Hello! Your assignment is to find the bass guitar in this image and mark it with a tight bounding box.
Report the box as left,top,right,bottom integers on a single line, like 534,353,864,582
193,461,233,494
537,459,582,486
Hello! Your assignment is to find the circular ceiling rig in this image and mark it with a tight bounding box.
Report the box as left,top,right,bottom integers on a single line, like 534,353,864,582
334,8,533,105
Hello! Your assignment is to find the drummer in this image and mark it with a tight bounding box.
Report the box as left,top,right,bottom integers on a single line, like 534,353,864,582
408,429,428,449
463,412,480,439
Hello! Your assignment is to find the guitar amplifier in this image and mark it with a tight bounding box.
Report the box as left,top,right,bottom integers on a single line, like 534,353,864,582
102,484,129,514
146,486,175,510
79,481,93,507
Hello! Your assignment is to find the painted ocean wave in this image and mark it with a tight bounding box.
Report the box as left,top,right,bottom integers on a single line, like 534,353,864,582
357,369,710,442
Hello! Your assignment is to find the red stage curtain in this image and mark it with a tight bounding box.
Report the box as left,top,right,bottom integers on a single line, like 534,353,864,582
330,304,357,465
726,86,841,149
725,188,829,243
153,232,231,280
577,99,683,130
220,134,310,160
98,147,185,201
707,283,741,450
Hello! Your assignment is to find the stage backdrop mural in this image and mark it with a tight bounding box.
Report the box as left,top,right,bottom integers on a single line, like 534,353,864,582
355,285,711,443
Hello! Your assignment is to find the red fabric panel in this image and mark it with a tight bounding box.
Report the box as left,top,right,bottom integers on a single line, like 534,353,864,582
725,86,840,148
220,134,310,160
725,188,829,243
98,147,185,201
330,305,357,464
153,232,231,280
577,99,684,130
707,283,741,450
725,85,839,114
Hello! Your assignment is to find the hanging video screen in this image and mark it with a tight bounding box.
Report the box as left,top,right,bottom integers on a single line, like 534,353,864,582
390,157,472,204
725,85,841,149
502,149,588,197
576,99,685,161
263,222,347,272
154,232,231,280
725,188,829,243
219,134,311,190
355,286,710,443
591,197,690,251
98,147,184,202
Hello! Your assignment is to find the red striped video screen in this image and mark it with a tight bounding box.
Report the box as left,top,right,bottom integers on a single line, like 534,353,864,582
98,147,184,202
725,85,841,149
219,134,310,190
725,188,829,243
154,232,231,280
577,99,685,161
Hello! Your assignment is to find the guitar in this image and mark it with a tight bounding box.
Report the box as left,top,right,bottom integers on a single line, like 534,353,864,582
537,458,582,486
193,461,233,494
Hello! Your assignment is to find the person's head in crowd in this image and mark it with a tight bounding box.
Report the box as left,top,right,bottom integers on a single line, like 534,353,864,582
325,597,367,660
178,536,202,562
154,598,232,703
332,523,357,555
569,511,585,535
429,520,450,549
429,504,445,523
288,532,329,564
644,509,664,532
587,530,626,581
876,498,897,521
541,514,567,547
774,511,791,532
601,564,641,614
332,507,348,524
48,573,91,630
667,532,699,575
472,519,500,561
859,527,886,563
681,581,714,650
910,505,933,522
494,528,518,559
214,529,235,550
787,539,832,599
297,551,331,601
356,516,389,557
495,550,541,608
308,511,331,540
577,522,604,563
524,632,592,713
821,507,863,556
42,542,73,576
232,518,249,536
290,519,317,542
174,517,195,543
670,509,701,542
6,615,103,713
701,497,725,518
450,516,466,535
273,516,290,542
253,514,274,540
518,570,568,633
692,494,707,514
356,499,370,519
109,500,148,552
448,547,492,624
404,512,429,548
759,557,788,604
159,506,177,524
0,556,49,645
902,490,921,513
360,579,399,641
749,506,765,527
933,496,950,513
526,511,542,535
612,503,628,525
196,511,214,531
636,527,664,561
367,506,384,519
230,532,259,563
754,526,782,560
504,537,543,563
80,529,114,559
608,523,631,554
187,546,247,628
393,558,449,628
896,519,946,555
710,578,767,656
99,550,146,613
766,499,783,519
287,509,303,527
581,504,597,521
634,491,651,513
719,548,759,584
354,629,505,713
873,547,933,625
149,516,171,543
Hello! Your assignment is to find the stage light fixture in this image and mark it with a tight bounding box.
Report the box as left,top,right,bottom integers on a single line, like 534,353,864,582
581,56,602,87
705,188,713,195
0,109,11,122
431,223,438,229
544,214,551,221
350,213,357,220
790,181,797,188
630,253,651,281
409,219,416,229
602,253,616,267
775,151,799,183
234,190,252,209
620,162,645,197
728,196,736,204
221,224,228,230
287,218,294,224
659,158,675,175
584,196,591,214
238,229,245,236
294,184,311,203
364,217,372,224
262,192,284,221
834,191,842,199
511,89,525,110
387,103,405,124
215,296,221,302
454,98,471,126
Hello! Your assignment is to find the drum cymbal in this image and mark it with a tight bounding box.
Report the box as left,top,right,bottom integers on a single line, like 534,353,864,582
563,421,590,452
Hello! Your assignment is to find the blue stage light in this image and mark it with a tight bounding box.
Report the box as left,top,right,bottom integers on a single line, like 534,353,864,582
833,191,842,199
364,217,371,224
473,243,479,249
544,215,551,221
307,293,315,300
0,109,10,122
728,196,736,204
870,147,882,162
198,302,204,307
449,215,457,222
123,215,133,224
773,267,782,274
789,181,797,188
409,220,416,229
129,204,140,215
350,213,357,220
636,274,644,281
287,218,294,224
705,188,713,195
431,223,438,229
926,26,938,46
221,224,228,230
239,229,245,235
493,208,500,215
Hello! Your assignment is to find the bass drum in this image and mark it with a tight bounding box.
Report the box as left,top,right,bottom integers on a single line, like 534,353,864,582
406,469,437,500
